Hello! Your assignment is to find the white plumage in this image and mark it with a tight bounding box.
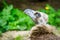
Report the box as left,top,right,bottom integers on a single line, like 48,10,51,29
24,9,48,24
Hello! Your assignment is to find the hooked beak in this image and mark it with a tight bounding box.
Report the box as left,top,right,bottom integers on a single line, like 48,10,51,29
24,9,36,19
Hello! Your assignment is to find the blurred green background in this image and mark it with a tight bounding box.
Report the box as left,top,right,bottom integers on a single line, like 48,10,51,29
0,0,60,34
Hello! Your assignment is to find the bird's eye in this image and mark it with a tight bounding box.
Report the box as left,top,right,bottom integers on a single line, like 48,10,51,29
34,12,41,18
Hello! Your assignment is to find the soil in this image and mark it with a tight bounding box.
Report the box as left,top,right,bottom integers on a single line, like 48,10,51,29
6,0,60,10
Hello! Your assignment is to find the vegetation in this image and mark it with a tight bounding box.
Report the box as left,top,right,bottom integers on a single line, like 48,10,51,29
14,36,23,40
0,5,35,34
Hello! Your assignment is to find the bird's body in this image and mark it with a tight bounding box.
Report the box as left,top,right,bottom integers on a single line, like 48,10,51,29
24,9,59,37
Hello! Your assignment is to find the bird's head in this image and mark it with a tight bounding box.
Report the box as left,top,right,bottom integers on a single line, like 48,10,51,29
24,9,48,24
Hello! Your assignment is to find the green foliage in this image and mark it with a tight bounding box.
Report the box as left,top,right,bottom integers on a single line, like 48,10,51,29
39,4,60,29
0,5,35,34
14,36,23,40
